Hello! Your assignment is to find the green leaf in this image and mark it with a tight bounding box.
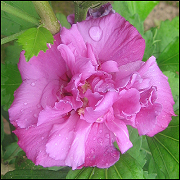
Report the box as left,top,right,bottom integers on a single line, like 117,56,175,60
143,171,157,179
15,151,45,170
1,63,22,111
2,168,70,179
56,13,71,29
152,16,179,59
1,116,4,145
146,114,179,179
157,37,179,73
1,1,40,36
17,27,54,62
3,142,22,163
112,1,159,22
127,126,147,168
142,30,155,61
66,153,144,179
162,71,179,111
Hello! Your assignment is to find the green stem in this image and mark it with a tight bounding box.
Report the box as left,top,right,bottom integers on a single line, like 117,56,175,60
1,30,26,45
1,1,39,25
74,2,88,23
32,1,60,35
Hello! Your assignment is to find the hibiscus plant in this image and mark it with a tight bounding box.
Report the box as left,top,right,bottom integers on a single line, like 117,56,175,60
1,1,179,179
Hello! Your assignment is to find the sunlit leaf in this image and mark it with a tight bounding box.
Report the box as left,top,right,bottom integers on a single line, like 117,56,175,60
146,113,179,179
17,27,54,62
152,16,179,59
1,1,39,36
112,1,159,22
142,30,155,61
157,37,179,73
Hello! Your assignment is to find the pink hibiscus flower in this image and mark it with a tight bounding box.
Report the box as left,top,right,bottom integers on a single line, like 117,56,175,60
8,13,175,170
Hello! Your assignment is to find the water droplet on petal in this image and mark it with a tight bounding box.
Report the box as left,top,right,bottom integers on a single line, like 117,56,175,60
66,137,68,140
106,163,109,166
31,82,36,87
55,143,57,146
99,129,103,134
97,138,103,145
34,113,38,118
89,26,103,41
105,133,110,139
41,137,44,140
24,102,27,105
25,118,27,121
93,137,96,141
90,148,95,154
58,134,61,137
37,104,41,108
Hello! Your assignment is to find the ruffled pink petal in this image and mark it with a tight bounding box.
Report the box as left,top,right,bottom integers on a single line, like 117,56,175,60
83,91,118,123
136,103,162,135
46,112,92,169
113,61,144,88
105,118,133,154
14,118,66,167
57,44,75,74
8,79,48,128
100,60,119,73
37,100,73,126
80,122,120,169
137,56,175,136
113,88,141,117
40,80,61,109
18,33,67,80
75,13,145,66
60,25,87,57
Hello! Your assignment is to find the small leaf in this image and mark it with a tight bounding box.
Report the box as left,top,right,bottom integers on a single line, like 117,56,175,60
157,37,179,73
146,114,179,179
56,13,71,29
17,27,54,62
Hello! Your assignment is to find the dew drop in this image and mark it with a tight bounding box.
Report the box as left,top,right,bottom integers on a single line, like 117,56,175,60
93,137,96,141
41,137,44,140
37,104,41,108
55,143,57,146
90,148,95,154
24,102,27,105
31,82,36,87
105,163,109,166
25,118,27,121
97,138,103,145
34,113,38,118
89,26,103,41
105,133,110,139
58,134,61,137
66,137,68,140
99,129,102,134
